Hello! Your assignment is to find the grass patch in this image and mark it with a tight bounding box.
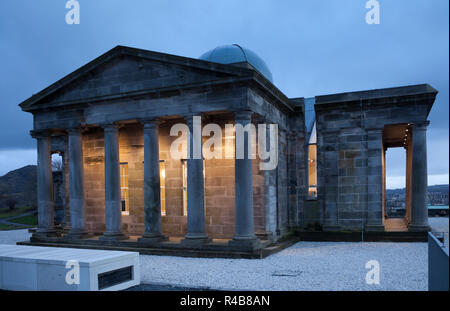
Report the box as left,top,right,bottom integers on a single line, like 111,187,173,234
0,223,26,230
0,206,35,220
9,214,37,226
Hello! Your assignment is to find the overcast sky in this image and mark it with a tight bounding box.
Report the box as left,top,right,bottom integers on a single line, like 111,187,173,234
0,0,448,189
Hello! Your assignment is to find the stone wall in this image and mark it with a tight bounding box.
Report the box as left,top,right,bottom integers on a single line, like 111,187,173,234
82,119,266,239
314,89,434,231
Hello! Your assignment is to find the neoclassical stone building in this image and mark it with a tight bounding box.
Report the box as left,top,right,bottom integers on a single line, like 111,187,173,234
20,45,437,253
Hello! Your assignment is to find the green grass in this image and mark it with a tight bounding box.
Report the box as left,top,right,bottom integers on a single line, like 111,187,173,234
0,223,24,230
0,206,35,220
9,214,37,226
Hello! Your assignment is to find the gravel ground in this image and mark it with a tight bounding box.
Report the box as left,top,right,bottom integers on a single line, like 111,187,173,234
3,221,448,291
140,242,428,291
0,229,31,245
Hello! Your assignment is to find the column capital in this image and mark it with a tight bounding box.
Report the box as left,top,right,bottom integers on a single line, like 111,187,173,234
67,127,86,135
234,110,253,121
182,113,202,123
30,129,52,139
410,121,430,130
139,118,161,126
102,123,120,132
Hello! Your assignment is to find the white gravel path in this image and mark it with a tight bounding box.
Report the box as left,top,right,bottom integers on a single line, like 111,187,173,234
140,242,428,291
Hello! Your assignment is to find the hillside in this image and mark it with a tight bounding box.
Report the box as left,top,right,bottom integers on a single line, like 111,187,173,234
0,165,37,207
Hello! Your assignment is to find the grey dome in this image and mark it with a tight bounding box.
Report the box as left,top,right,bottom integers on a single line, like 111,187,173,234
199,44,273,83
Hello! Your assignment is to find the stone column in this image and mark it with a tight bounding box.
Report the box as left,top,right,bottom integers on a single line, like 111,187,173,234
181,114,211,245
139,119,167,244
229,110,260,250
409,121,430,232
405,131,413,224
321,131,340,231
33,131,56,238
365,128,385,231
66,128,90,239
100,124,128,240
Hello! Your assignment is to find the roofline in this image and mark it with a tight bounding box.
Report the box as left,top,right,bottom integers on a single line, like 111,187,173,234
315,84,438,105
19,45,256,110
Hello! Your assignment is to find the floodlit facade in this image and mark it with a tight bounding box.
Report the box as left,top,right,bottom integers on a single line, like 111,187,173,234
20,45,437,253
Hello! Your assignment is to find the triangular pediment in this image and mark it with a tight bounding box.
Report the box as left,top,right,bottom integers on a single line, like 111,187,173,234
20,46,250,111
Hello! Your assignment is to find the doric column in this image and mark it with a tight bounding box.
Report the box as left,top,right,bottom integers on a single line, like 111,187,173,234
65,128,89,239
32,130,56,238
409,121,430,232
139,119,167,244
100,124,128,240
365,128,385,231
229,110,260,250
181,114,210,245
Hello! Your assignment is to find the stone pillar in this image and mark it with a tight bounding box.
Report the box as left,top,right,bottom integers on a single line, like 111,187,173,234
139,119,167,244
66,128,89,239
33,131,56,238
365,128,385,231
100,124,128,240
181,114,210,245
229,110,260,250
405,131,413,224
409,121,430,232
321,131,340,231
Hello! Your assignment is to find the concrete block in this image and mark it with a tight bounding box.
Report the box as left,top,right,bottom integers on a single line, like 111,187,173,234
0,245,139,291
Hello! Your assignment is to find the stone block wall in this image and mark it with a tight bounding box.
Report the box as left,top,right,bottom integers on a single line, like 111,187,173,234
81,119,266,239
314,90,434,231
83,127,106,234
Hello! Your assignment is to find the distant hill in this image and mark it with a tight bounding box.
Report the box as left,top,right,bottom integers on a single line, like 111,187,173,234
387,184,449,195
0,165,37,207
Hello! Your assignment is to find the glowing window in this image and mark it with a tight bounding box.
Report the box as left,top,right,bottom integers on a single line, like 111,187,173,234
308,144,317,199
120,163,129,215
182,160,188,216
181,159,206,216
308,122,317,199
160,160,166,216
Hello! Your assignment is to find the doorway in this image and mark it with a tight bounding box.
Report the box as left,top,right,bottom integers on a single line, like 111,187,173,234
382,124,411,232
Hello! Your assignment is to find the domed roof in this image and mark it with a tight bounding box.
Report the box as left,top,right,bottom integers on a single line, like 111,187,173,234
199,44,273,83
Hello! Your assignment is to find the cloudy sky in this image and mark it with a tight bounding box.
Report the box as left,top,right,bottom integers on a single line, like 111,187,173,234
0,0,448,189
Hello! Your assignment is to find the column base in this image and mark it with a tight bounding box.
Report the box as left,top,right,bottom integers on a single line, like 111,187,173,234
408,224,430,232
138,233,168,245
228,236,261,251
31,230,58,240
181,234,212,246
365,224,385,232
323,225,341,232
64,231,92,240
98,232,129,241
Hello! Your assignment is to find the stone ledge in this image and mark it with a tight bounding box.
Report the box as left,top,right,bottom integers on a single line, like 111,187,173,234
17,237,299,259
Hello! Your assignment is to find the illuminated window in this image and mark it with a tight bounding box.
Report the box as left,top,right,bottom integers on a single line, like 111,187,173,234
308,122,317,199
308,144,317,198
181,159,206,216
182,159,188,216
120,163,129,215
160,160,166,216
